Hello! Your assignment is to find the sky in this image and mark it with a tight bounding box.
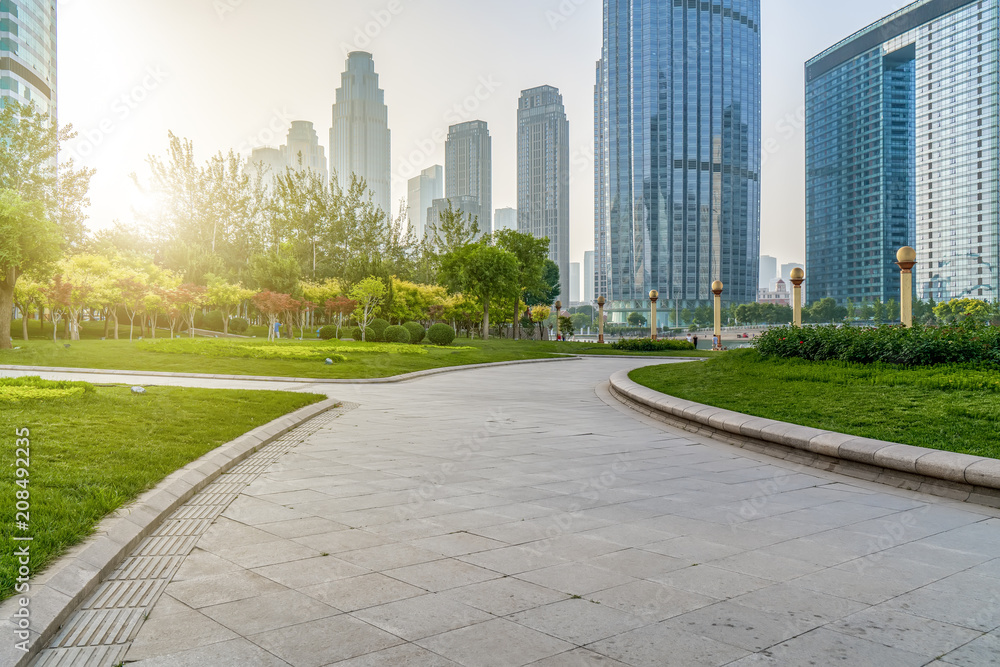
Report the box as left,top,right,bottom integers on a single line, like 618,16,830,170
59,0,911,273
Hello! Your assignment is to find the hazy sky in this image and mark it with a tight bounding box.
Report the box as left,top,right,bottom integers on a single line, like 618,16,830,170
60,0,909,270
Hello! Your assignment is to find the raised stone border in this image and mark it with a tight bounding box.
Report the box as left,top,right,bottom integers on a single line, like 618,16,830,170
0,356,576,385
0,395,342,667
609,370,1000,508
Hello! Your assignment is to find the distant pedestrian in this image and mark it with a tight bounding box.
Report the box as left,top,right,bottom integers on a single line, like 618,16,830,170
686,333,692,345
693,335,699,348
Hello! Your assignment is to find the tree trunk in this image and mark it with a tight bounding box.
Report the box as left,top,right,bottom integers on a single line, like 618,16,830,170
223,314,229,335
0,274,14,350
482,298,490,341
21,303,29,341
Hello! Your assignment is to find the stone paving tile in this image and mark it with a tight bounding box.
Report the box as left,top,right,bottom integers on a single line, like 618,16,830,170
587,579,718,622
126,637,293,666
588,622,750,666
165,570,288,609
322,643,461,666
439,576,569,616
525,648,630,666
216,537,321,569
651,564,772,600
251,614,403,667
741,627,930,666
727,582,867,625
516,562,638,597
350,593,494,641
383,558,502,592
417,618,574,667
124,607,238,662
510,598,651,645
299,573,425,612
255,516,348,540
409,531,508,557
936,631,1000,667
883,584,1000,632
829,606,983,658
293,528,392,553
200,589,340,636
334,543,444,571
665,599,823,652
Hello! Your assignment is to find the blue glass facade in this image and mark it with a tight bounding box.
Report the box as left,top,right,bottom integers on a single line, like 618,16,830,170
595,0,761,322
806,0,1000,305
0,0,56,114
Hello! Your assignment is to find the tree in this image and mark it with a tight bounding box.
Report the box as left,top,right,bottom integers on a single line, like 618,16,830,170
12,277,44,341
117,273,149,342
252,291,292,342
300,278,340,323
206,275,254,335
174,284,207,338
524,259,560,307
349,277,387,340
42,276,72,343
324,296,357,339
439,244,518,341
249,249,302,294
0,190,61,349
495,229,549,341
627,312,647,327
809,297,841,324
529,306,551,340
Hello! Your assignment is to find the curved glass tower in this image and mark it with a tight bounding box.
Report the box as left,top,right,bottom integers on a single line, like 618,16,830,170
595,0,761,322
0,0,57,115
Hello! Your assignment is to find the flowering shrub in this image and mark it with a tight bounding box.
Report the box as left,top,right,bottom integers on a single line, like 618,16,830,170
611,338,696,352
754,324,1000,367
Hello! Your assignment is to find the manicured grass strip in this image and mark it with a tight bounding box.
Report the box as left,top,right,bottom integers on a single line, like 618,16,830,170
629,349,1000,460
0,379,322,599
0,337,706,380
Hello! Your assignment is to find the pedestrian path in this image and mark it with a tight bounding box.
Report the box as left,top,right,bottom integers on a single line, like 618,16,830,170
26,359,1000,666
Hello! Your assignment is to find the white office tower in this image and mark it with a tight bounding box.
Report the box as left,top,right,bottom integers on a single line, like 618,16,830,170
495,207,518,232
407,165,444,240
282,121,328,180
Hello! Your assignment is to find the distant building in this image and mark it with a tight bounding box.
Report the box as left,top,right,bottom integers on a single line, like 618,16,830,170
427,196,481,239
249,147,286,181
445,120,492,234
494,207,517,233
584,251,595,303
518,85,570,302
0,0,57,115
282,121,327,179
331,51,391,215
806,0,1000,303
760,255,778,291
407,165,443,240
570,263,581,303
758,279,791,306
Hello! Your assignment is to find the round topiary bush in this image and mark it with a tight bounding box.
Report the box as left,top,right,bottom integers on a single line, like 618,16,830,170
351,327,364,341
319,325,338,340
195,310,225,332
427,323,456,346
384,325,411,344
229,318,249,334
369,318,390,341
352,326,379,342
403,321,425,344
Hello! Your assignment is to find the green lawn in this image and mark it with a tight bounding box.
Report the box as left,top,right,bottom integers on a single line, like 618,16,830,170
2,320,708,379
0,377,322,599
630,349,1000,459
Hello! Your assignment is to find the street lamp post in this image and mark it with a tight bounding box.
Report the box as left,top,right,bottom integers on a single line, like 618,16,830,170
712,281,724,351
649,291,659,341
790,268,805,326
896,246,917,328
597,296,606,344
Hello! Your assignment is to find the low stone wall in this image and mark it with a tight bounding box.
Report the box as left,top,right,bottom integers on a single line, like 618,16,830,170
609,370,1000,508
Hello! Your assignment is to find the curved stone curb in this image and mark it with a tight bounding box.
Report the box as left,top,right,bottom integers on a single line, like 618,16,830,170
0,356,578,385
0,395,342,667
609,370,1000,508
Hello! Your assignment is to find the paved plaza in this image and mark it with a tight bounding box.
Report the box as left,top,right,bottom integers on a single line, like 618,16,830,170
23,358,1000,666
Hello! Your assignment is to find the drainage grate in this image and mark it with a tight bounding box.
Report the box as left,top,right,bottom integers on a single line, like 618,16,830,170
30,402,357,666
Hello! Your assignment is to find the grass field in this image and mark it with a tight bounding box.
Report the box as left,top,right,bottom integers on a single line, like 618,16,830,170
0,377,323,599
630,349,1000,459
2,319,709,379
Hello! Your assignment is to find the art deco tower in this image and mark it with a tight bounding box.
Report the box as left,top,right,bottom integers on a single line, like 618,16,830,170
330,51,391,215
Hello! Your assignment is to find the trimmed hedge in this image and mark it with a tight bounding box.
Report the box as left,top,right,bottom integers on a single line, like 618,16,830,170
229,318,249,334
611,338,696,352
369,318,390,342
754,324,1000,367
427,323,456,346
319,325,338,340
351,327,377,342
384,325,411,344
404,321,426,344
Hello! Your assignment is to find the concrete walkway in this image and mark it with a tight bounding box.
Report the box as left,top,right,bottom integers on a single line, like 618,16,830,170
22,359,1000,666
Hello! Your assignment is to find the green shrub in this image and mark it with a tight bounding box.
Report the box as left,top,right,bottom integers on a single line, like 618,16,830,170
427,323,456,346
610,338,695,352
194,310,225,332
384,325,411,344
369,318,390,342
351,326,378,342
351,327,363,341
403,321,426,344
229,318,249,334
754,323,1000,367
319,325,338,341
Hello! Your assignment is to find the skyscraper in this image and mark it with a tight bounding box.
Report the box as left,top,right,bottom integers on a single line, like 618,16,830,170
494,207,517,233
806,0,998,304
407,165,443,240
518,86,570,302
331,51,391,215
584,250,595,303
570,263,581,303
282,121,327,180
0,0,57,115
760,255,778,290
445,120,492,235
595,0,761,324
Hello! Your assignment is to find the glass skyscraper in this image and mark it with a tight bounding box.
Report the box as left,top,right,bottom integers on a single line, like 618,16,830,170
0,0,57,115
806,0,999,305
445,120,492,236
595,0,761,323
